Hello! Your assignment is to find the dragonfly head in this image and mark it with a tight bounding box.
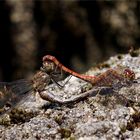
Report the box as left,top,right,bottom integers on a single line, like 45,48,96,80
123,68,135,80
41,60,56,74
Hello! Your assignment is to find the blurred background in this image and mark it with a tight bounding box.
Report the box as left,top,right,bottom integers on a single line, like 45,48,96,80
0,0,140,81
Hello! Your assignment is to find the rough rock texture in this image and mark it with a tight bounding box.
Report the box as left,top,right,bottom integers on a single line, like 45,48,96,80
0,51,140,140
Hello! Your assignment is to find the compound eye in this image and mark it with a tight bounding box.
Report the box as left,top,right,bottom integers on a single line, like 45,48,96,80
124,69,135,80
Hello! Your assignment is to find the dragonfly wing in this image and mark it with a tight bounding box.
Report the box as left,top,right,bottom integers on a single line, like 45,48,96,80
0,79,33,116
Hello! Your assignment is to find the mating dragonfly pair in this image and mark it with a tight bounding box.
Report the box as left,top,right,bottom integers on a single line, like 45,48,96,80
0,55,136,116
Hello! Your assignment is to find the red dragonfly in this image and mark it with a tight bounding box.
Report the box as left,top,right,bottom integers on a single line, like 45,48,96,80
43,55,135,87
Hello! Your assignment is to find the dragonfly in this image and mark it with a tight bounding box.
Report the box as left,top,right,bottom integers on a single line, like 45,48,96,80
0,57,67,116
43,55,135,87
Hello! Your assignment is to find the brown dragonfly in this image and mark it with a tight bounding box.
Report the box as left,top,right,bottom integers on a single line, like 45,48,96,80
0,57,65,116
0,55,136,116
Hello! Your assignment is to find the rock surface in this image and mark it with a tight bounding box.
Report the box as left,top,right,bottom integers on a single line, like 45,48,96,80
0,51,140,140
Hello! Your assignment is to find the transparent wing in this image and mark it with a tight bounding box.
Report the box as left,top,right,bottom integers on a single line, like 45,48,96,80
0,79,33,116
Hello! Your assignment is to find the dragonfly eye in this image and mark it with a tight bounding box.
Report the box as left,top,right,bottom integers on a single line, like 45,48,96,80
123,69,135,80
